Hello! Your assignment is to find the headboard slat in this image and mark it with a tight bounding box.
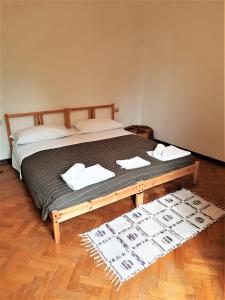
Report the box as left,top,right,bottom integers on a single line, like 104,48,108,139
88,108,92,119
91,108,95,119
38,114,44,125
33,115,38,126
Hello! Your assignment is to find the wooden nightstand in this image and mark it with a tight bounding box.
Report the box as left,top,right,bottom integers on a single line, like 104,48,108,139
125,125,154,140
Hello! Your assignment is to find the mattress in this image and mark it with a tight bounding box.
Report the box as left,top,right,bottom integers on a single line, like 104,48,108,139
12,128,131,174
21,134,195,220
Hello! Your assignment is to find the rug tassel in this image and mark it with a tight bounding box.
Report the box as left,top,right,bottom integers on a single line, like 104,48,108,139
83,244,92,248
96,262,104,266
114,278,120,287
110,276,116,284
78,233,85,237
106,268,112,277
85,245,95,252
81,238,90,244
90,253,97,257
85,248,93,253
109,271,115,280
90,249,96,254
94,255,101,260
85,246,94,251
83,244,93,249
81,241,91,246
104,265,108,271
80,237,90,243
116,282,122,291
93,255,101,260
112,275,119,284
80,240,88,244
90,251,98,257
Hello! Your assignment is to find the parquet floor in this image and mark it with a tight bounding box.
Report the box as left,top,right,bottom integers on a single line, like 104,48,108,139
0,159,224,300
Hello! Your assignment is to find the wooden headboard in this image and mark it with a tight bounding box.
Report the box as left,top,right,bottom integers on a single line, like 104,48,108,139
4,104,117,149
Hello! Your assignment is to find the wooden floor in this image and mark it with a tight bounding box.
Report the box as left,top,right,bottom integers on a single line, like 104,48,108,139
0,159,224,300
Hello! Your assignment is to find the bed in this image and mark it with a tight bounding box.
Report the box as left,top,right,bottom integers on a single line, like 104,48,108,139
5,104,199,243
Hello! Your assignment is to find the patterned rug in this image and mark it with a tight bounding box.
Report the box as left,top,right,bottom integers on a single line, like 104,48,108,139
80,189,225,290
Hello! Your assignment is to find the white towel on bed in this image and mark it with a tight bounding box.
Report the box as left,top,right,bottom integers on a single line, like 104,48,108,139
116,156,150,170
147,145,191,161
61,163,85,183
152,143,165,158
61,163,115,190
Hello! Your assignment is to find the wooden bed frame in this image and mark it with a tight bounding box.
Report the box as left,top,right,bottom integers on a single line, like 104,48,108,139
4,104,200,243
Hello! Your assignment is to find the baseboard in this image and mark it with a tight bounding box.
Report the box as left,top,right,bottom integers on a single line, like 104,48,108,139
154,139,225,167
0,158,12,165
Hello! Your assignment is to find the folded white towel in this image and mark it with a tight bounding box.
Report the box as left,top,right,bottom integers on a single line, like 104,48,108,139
61,163,85,183
61,163,115,190
116,156,150,170
147,145,191,161
153,144,165,158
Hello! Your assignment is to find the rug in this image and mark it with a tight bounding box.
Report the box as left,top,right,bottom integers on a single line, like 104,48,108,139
80,189,225,289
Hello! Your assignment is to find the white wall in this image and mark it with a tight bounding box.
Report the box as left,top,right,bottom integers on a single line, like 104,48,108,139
1,1,143,159
1,1,224,161
140,1,224,161
0,2,3,160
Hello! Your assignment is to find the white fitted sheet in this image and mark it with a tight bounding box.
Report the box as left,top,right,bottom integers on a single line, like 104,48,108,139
12,128,131,175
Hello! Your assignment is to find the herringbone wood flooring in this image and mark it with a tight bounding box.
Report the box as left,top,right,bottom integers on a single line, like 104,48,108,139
0,159,224,300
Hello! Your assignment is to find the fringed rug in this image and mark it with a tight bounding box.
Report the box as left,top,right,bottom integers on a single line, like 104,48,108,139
80,189,225,290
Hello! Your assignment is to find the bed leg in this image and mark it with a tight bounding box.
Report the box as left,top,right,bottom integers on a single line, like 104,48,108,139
193,161,200,184
51,211,60,243
135,192,144,207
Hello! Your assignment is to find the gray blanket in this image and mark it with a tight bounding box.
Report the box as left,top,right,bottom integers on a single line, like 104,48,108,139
21,135,195,220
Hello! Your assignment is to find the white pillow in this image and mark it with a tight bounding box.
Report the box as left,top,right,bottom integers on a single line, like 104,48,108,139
12,125,74,145
74,118,123,134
